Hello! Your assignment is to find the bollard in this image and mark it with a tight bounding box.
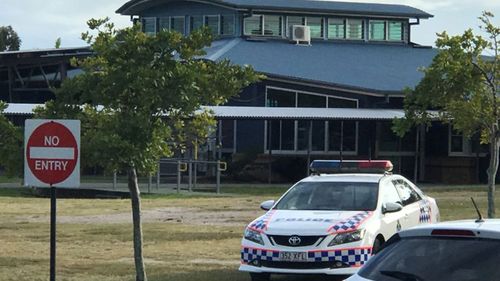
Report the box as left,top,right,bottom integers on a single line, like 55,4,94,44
188,161,192,192
193,161,197,190
156,162,160,190
177,160,181,193
216,160,221,194
148,174,152,194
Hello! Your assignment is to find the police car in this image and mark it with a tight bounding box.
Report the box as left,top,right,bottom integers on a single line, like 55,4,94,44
347,218,500,281
239,160,439,281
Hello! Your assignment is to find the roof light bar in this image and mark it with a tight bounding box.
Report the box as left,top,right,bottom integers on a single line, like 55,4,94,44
310,160,393,174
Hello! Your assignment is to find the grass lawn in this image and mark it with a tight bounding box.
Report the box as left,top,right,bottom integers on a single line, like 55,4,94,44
0,185,497,281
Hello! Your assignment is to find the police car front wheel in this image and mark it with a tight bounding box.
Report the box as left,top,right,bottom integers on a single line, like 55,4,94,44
250,272,270,281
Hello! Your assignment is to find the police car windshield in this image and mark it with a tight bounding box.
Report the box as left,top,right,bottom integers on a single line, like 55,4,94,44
274,182,378,211
358,236,500,281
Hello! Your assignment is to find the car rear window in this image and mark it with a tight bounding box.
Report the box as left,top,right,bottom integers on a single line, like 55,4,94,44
358,236,500,281
274,181,378,211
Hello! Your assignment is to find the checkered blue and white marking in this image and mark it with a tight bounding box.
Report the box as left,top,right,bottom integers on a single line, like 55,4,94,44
249,210,276,232
419,200,432,223
241,247,372,267
328,211,373,234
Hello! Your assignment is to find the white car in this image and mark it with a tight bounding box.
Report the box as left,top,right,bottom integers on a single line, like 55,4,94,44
347,219,500,281
239,160,439,281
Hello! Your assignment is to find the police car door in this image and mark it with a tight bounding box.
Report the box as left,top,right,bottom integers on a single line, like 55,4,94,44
379,179,406,238
392,178,423,229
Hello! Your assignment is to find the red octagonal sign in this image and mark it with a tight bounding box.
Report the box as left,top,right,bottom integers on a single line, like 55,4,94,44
24,120,80,187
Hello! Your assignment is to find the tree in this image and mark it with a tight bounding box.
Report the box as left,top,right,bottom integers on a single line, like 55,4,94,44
0,102,23,177
37,18,260,281
394,12,499,217
0,26,21,51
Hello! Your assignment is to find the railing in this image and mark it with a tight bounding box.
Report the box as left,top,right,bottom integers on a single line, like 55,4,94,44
111,159,227,194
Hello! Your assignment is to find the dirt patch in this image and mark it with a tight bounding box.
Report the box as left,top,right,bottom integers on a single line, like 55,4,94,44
19,207,260,226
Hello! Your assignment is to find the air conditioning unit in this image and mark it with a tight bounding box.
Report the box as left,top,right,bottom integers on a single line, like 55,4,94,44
292,25,311,45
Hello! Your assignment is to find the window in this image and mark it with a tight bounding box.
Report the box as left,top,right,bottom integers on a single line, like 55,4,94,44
143,18,156,35
221,15,234,35
392,179,421,206
328,18,345,39
190,16,203,32
388,21,404,41
287,16,305,37
306,17,323,38
244,15,262,36
264,15,282,36
450,128,464,153
265,87,359,154
221,120,234,150
369,20,386,40
266,88,295,107
170,17,185,35
328,97,357,108
205,15,219,35
298,121,326,151
274,182,379,211
297,93,326,108
266,120,294,151
159,17,169,31
347,19,363,39
328,121,357,152
382,183,402,205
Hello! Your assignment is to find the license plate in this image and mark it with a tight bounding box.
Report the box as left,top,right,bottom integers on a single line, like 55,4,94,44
279,251,309,262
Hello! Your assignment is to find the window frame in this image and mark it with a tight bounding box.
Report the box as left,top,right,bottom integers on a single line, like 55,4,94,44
142,17,157,35
189,15,204,33
368,20,387,41
327,17,346,40
263,14,283,37
264,86,359,155
220,14,235,36
204,14,220,36
388,20,404,42
305,16,324,39
169,16,186,35
243,14,263,36
346,18,364,40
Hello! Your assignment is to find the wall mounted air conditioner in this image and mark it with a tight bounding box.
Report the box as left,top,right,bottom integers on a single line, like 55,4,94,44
292,25,311,45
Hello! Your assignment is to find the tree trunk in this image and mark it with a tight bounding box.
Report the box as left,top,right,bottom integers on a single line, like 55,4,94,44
128,166,147,281
487,136,499,218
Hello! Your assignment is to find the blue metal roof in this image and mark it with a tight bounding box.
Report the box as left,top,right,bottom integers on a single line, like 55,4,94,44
204,38,438,95
117,0,432,19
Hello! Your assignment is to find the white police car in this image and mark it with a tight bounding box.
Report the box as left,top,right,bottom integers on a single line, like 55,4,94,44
347,218,500,281
239,160,439,281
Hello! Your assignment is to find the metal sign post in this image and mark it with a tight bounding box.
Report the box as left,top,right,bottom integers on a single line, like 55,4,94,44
24,119,80,281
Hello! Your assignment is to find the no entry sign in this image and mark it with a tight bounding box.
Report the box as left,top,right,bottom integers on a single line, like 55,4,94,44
24,119,80,187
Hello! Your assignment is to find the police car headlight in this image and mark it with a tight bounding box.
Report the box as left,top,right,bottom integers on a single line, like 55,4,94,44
244,228,264,245
328,229,364,246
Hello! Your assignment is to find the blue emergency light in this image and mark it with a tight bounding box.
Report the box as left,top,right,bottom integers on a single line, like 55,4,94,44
310,160,393,174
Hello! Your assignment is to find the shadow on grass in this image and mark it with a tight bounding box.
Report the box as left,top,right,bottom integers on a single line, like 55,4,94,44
149,268,348,281
0,187,36,197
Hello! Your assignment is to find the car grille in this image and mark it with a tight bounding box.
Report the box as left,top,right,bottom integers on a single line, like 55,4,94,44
268,235,325,247
261,260,345,269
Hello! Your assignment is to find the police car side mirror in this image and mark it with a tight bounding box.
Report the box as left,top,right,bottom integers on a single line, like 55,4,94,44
382,202,403,214
260,200,275,211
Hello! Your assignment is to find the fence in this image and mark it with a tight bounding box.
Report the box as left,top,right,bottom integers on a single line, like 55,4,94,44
111,159,227,194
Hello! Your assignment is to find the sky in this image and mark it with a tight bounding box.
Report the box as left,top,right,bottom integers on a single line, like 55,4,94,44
0,0,499,50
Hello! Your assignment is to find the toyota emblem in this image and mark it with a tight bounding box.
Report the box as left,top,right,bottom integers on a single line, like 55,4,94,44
288,235,301,246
